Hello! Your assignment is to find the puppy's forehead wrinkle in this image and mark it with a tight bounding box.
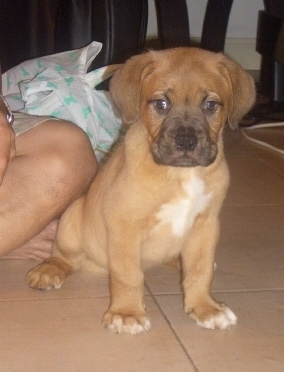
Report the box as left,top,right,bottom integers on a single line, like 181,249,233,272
146,58,225,99
149,80,223,106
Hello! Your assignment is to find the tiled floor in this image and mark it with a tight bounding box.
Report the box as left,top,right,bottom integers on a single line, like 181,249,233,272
0,126,284,371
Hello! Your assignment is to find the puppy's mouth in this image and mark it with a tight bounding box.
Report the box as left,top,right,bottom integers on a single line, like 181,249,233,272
151,126,217,168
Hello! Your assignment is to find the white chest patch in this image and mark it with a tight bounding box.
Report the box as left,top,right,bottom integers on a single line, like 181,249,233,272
155,174,212,238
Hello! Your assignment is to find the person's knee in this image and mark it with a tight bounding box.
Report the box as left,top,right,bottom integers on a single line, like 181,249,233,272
43,121,98,199
57,121,98,177
18,119,98,204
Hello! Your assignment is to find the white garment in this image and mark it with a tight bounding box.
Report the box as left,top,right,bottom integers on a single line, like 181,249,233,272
2,41,122,162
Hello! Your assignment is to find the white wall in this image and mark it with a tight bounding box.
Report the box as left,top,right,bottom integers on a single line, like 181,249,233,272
147,0,264,69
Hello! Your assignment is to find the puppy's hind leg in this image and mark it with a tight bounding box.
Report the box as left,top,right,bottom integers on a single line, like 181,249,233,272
26,254,75,290
26,200,83,290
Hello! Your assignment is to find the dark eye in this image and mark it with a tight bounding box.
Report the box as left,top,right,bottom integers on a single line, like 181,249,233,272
153,98,170,112
204,100,218,113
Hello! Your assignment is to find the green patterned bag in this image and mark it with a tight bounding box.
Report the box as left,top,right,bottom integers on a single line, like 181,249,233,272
2,42,122,162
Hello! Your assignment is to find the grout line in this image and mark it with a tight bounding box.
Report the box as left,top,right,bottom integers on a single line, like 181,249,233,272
258,157,284,180
212,288,284,294
0,295,111,303
147,288,284,298
145,282,200,372
223,203,284,207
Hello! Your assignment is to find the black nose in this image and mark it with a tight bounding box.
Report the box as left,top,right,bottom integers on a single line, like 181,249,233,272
174,133,198,151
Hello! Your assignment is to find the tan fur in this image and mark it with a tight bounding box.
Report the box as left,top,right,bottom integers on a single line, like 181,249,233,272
26,48,256,335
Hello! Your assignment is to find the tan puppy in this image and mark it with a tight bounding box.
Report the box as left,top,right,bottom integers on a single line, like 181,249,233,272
26,48,255,335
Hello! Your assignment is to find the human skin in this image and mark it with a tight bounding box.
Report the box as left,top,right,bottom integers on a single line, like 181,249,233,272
0,113,98,260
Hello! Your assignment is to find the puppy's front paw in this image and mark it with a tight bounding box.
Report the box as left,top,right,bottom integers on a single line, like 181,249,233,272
187,300,237,330
26,259,68,290
103,309,151,335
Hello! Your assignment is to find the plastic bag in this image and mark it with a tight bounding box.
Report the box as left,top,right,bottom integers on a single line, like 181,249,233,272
2,41,122,162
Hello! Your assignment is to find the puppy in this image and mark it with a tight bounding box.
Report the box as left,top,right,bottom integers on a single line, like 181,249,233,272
26,48,255,335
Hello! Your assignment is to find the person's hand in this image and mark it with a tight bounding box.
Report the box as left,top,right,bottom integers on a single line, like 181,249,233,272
0,112,16,185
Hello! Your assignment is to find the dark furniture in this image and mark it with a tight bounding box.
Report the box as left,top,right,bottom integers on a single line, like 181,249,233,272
0,0,235,73
0,0,148,72
257,0,284,103
2,0,283,125
155,0,233,53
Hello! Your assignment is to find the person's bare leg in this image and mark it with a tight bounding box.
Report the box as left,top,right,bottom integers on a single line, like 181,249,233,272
0,119,97,259
3,219,59,261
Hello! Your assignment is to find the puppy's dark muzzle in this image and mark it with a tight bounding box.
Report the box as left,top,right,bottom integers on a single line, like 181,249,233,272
174,133,198,151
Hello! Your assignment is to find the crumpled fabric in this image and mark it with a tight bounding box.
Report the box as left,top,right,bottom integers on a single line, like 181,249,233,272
2,41,122,162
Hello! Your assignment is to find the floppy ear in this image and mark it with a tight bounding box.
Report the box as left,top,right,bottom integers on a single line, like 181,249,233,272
110,52,155,125
221,56,256,129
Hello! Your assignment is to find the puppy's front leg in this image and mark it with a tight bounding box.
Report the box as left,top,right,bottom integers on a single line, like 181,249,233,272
103,232,150,335
182,215,237,330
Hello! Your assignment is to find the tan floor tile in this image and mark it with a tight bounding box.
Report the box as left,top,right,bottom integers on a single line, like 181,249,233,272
213,205,284,292
145,265,182,295
155,291,284,372
145,205,284,295
224,125,284,161
0,259,110,301
241,126,284,154
0,296,194,372
254,149,284,178
224,150,284,206
223,127,284,206
242,128,284,177
223,127,251,154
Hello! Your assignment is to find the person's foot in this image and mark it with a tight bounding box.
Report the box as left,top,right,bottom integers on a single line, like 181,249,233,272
2,219,59,261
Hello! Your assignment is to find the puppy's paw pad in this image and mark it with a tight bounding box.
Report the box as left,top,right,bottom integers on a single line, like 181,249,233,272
26,263,65,290
196,307,237,330
103,312,151,335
